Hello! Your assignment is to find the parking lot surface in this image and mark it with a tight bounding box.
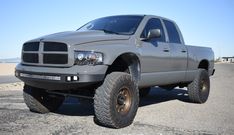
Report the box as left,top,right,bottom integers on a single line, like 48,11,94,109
0,64,233,135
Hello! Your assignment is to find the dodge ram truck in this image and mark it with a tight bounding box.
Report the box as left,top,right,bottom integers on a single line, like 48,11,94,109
15,15,215,128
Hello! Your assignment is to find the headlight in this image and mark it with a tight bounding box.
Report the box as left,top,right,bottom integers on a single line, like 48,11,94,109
74,51,103,65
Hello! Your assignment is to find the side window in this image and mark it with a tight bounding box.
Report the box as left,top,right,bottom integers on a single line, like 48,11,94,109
141,18,165,42
163,20,181,44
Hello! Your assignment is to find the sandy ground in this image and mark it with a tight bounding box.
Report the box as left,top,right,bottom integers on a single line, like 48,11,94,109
0,63,16,76
0,63,21,84
0,64,234,134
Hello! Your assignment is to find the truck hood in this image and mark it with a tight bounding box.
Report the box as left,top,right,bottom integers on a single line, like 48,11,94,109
30,30,130,45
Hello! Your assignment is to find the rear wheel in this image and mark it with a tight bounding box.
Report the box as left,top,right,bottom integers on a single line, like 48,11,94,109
187,69,210,103
23,85,65,113
94,72,139,128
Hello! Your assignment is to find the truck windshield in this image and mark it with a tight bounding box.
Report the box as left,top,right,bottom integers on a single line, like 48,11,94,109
77,16,143,35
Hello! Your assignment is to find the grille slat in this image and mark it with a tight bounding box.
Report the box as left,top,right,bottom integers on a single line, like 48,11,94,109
23,53,39,63
43,54,68,64
44,42,67,51
23,42,40,51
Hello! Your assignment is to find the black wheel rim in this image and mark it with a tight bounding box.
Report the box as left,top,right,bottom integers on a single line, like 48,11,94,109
200,77,209,101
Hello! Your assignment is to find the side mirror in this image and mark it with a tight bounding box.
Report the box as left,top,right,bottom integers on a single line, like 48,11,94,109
147,29,161,39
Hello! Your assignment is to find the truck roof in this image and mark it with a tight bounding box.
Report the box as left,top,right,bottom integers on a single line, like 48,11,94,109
99,14,174,22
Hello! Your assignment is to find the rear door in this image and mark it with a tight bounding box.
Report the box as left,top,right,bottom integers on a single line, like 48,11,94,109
162,19,187,81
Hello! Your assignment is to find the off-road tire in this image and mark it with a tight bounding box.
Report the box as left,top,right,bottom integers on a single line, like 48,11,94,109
94,72,139,128
139,87,151,97
187,69,210,103
23,85,65,113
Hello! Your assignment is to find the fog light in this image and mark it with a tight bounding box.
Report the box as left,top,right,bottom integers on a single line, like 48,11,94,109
67,76,71,81
73,76,78,81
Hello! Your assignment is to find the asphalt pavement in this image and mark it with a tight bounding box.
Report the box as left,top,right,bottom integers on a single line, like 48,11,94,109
0,63,234,135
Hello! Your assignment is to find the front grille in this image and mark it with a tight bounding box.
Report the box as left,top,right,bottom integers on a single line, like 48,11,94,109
22,41,69,65
43,54,68,64
23,53,38,63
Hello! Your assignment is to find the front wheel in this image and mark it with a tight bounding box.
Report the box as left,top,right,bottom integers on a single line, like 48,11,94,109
23,85,65,113
94,72,139,128
187,69,210,103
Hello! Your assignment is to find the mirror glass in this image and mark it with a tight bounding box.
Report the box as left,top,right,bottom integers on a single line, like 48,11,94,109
147,29,161,39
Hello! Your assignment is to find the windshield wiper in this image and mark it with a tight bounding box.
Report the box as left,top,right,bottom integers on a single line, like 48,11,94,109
96,29,120,35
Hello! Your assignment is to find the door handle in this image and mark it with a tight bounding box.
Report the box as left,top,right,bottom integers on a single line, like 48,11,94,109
181,50,187,53
163,48,170,52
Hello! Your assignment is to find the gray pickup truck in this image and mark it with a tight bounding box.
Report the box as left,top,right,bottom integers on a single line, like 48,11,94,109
15,15,215,128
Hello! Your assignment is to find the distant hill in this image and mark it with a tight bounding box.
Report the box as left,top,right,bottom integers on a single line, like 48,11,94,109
0,57,21,63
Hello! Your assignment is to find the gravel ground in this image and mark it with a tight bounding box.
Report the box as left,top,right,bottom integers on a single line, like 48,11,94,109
0,63,234,135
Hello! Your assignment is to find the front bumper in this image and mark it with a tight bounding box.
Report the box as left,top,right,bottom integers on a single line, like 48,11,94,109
15,64,108,90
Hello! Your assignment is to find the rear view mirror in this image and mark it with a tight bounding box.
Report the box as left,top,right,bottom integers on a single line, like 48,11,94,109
147,29,161,39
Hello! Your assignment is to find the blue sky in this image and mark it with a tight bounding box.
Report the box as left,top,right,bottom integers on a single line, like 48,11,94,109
0,0,233,59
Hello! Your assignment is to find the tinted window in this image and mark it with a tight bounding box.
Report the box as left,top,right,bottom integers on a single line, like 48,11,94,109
78,16,143,35
163,20,181,44
141,18,165,42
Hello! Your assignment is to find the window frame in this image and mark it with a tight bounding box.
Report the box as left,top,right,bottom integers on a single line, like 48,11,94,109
162,19,182,44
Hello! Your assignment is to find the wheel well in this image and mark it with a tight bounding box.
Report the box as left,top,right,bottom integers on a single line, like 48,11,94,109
198,60,209,70
106,53,141,83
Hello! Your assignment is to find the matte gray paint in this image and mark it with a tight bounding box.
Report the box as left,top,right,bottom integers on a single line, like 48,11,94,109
16,15,215,89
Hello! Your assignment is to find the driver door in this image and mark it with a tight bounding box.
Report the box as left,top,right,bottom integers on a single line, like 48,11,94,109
140,18,172,73
139,18,173,87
